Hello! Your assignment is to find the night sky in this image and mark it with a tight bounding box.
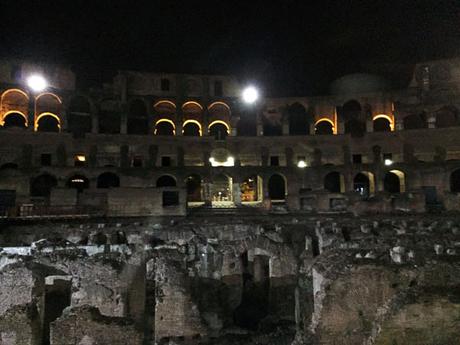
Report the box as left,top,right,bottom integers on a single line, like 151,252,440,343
1,0,460,96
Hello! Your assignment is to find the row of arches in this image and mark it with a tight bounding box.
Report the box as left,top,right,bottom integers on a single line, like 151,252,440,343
323,170,406,196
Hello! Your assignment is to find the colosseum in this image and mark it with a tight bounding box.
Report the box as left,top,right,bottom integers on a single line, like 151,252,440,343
1,58,460,344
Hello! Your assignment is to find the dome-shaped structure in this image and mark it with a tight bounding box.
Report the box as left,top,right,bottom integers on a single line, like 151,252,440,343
330,73,390,95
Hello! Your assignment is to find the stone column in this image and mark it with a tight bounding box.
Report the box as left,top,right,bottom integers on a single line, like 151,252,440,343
232,180,242,206
366,118,373,133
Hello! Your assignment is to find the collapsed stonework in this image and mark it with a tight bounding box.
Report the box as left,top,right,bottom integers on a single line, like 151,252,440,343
1,214,460,344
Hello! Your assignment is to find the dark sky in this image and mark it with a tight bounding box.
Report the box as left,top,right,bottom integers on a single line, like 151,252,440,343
1,0,460,95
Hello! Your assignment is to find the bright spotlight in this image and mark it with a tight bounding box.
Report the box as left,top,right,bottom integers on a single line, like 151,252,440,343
242,86,259,104
384,159,393,166
27,75,47,92
297,160,307,168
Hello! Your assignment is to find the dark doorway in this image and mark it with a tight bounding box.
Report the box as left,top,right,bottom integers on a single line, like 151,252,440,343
31,174,57,198
324,172,343,193
384,172,401,193
3,113,27,128
43,278,71,345
97,172,120,188
37,116,60,132
450,169,460,192
186,174,202,202
268,174,285,200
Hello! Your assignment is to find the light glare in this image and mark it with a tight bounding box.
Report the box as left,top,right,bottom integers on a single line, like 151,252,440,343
27,75,48,92
242,86,259,104
297,160,307,168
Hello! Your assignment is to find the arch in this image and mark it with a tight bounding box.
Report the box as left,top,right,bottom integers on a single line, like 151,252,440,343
353,171,375,197
436,106,458,128
212,173,233,202
315,118,334,135
1,88,29,101
403,113,427,130
287,103,311,135
183,119,202,136
324,171,345,193
268,174,286,201
1,89,29,126
68,95,92,135
35,113,61,132
208,101,231,112
98,99,121,134
341,100,365,137
156,175,177,187
127,99,148,134
2,111,28,128
373,114,394,132
66,174,89,193
30,173,57,198
450,169,460,193
209,120,229,140
153,100,177,109
35,92,62,104
185,174,202,202
384,170,405,193
96,172,120,189
182,101,203,111
154,118,176,135
241,175,263,202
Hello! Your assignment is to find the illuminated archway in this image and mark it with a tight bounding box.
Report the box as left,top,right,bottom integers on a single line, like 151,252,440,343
153,100,177,109
212,174,233,202
353,171,375,197
208,101,231,112
209,120,230,140
241,175,263,202
315,118,335,135
183,119,202,136
35,113,61,132
1,89,29,126
66,174,90,193
2,111,28,127
373,114,394,132
384,170,405,193
182,101,203,111
154,119,176,135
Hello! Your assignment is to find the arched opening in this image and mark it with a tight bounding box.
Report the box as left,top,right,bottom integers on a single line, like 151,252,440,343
1,89,29,126
209,121,229,140
263,121,282,136
353,172,375,197
324,172,345,193
127,99,148,134
66,175,89,193
450,169,460,193
403,113,427,130
96,172,120,188
30,174,57,198
373,116,392,132
384,170,405,193
241,175,262,202
436,106,458,128
155,119,175,136
3,112,27,128
68,96,92,135
185,174,202,202
315,119,334,135
342,100,365,137
212,174,232,202
268,174,286,201
36,114,60,132
98,99,121,134
288,103,311,135
156,175,177,187
183,120,201,136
